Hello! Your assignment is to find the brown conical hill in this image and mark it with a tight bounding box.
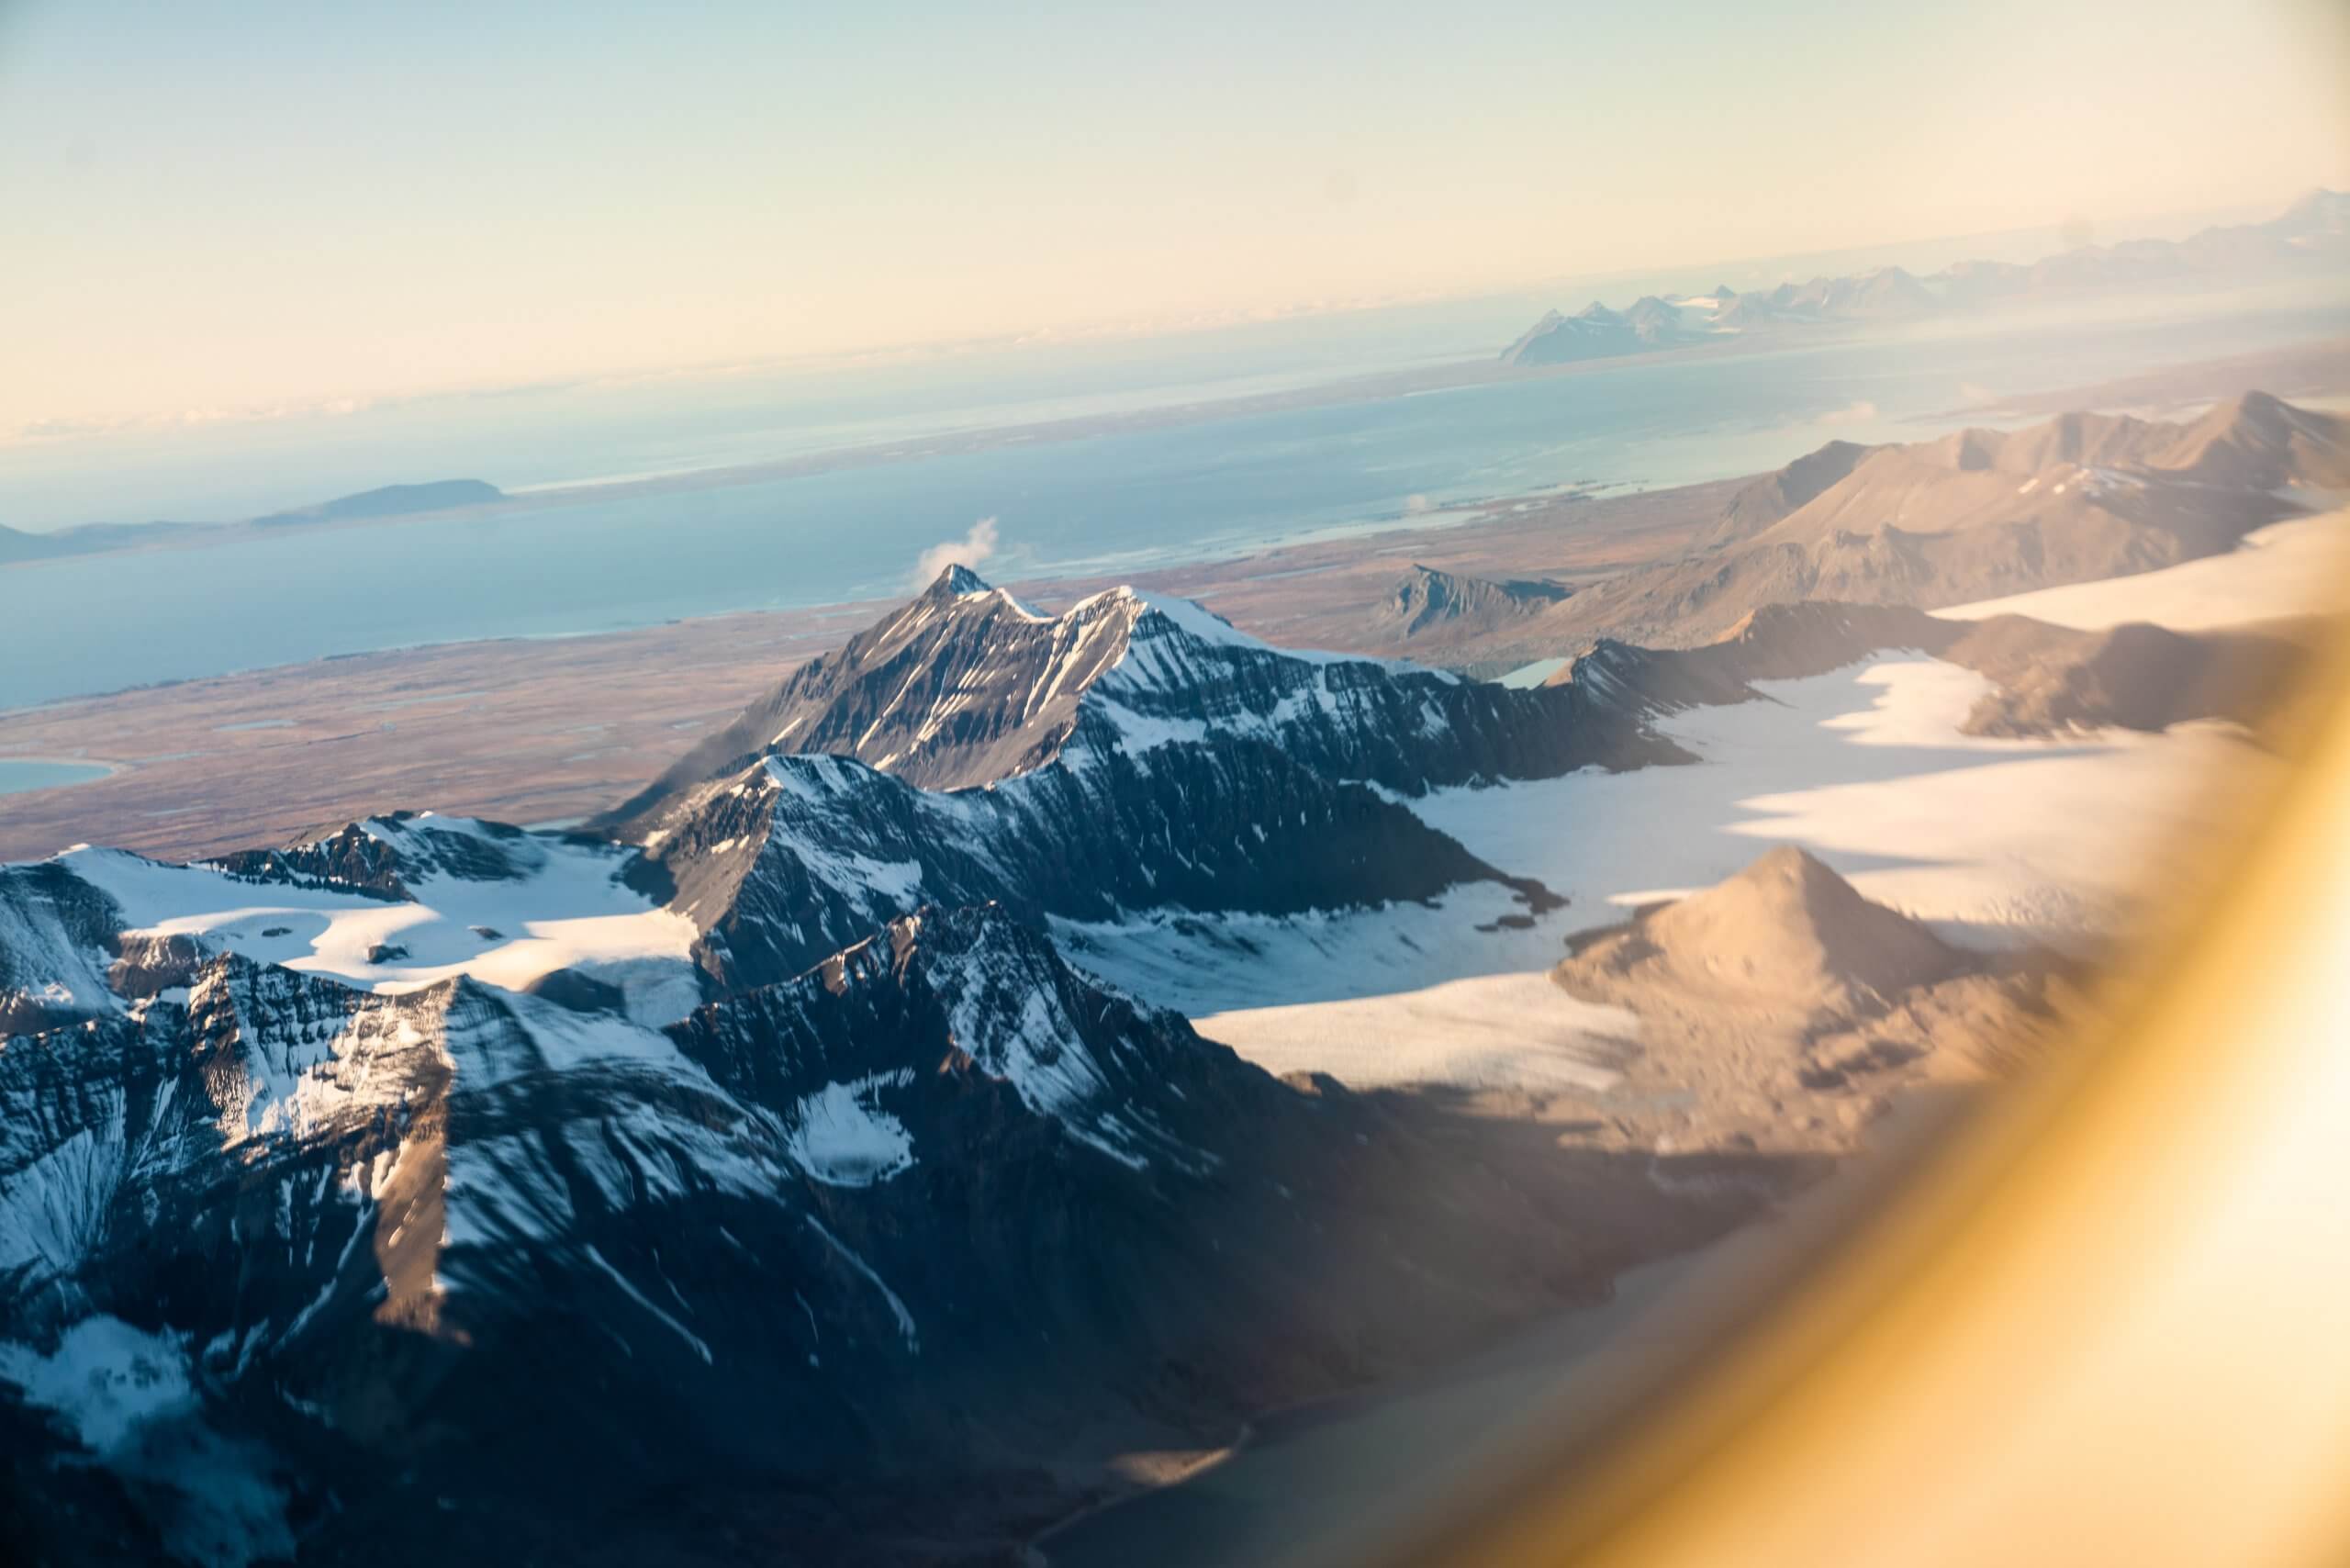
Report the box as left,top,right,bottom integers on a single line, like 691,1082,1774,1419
1637,846,1965,1009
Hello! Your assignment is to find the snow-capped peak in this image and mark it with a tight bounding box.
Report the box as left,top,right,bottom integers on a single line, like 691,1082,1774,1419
934,562,992,597
613,549,1649,850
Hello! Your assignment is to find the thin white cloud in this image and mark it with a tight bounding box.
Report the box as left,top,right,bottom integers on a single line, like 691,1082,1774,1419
1819,399,1880,427
3,392,385,449
912,515,1002,587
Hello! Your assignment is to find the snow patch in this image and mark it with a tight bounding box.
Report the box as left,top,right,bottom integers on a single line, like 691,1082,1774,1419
787,1074,916,1187
0,1316,293,1568
582,1244,713,1365
1495,656,1570,689
0,1316,193,1452
805,1215,920,1350
46,822,704,1027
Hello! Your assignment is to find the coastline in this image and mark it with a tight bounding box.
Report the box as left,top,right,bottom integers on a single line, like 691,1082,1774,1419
0,337,1762,575
0,754,127,795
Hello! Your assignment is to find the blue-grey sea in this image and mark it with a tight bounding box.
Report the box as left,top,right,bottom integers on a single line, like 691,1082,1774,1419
1,278,2341,713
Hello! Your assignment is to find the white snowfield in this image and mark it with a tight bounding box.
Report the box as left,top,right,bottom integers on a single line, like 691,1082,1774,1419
1203,971,1633,1093
1190,662,2265,1088
1192,515,2344,1092
50,814,703,1027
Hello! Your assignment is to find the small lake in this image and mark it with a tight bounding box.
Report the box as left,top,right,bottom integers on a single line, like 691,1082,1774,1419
0,758,114,796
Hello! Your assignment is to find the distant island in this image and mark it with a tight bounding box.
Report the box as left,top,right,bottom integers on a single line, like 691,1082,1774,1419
1502,187,2346,366
0,477,509,567
251,477,503,528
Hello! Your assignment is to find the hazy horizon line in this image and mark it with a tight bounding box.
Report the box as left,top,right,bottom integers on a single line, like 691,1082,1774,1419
8,185,2325,462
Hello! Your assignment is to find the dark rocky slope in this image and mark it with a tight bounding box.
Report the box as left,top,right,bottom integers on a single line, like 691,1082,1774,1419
1,912,1793,1566
644,744,1560,995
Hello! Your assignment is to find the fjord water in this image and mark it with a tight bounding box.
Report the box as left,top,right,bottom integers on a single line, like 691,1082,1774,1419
1,282,2341,713
0,759,112,796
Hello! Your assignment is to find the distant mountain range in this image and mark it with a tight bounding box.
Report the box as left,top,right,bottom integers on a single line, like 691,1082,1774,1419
1551,391,2346,644
0,478,505,566
1391,391,2347,657
1502,188,2348,366
1499,294,1709,364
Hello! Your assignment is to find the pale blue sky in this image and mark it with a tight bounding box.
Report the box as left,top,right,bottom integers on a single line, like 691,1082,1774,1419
3,0,2344,435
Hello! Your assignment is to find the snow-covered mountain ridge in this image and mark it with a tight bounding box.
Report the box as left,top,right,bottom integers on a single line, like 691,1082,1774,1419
1,812,701,1041
0,571,1721,1563
614,564,1667,816
2,892,1768,1564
